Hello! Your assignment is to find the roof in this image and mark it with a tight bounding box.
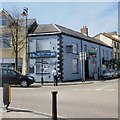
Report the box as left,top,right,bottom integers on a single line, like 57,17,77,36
94,32,120,43
102,32,120,43
29,24,112,48
33,24,60,34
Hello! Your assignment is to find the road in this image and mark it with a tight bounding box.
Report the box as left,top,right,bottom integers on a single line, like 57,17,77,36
2,78,119,119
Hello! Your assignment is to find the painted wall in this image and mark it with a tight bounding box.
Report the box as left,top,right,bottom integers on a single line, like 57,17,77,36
28,34,112,82
28,35,59,82
62,35,82,81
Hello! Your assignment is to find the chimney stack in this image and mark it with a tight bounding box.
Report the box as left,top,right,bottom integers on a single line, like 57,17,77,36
80,26,88,36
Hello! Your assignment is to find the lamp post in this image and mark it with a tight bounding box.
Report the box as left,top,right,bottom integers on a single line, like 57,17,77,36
21,7,28,75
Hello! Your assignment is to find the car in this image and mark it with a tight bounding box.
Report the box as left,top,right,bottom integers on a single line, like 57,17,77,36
0,68,35,87
102,69,118,79
116,70,120,77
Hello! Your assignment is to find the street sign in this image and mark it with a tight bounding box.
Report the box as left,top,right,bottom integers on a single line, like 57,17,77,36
79,52,86,60
88,48,97,56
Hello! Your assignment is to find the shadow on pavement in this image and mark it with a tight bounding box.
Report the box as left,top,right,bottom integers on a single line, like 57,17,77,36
6,107,51,118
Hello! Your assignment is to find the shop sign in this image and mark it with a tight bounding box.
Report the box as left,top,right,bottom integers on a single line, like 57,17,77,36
30,52,56,58
88,48,97,56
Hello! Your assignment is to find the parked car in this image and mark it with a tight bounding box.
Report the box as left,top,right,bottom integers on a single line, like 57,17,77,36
102,69,118,79
0,68,35,87
116,70,120,77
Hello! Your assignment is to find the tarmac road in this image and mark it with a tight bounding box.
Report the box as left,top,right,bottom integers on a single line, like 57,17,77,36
1,78,119,119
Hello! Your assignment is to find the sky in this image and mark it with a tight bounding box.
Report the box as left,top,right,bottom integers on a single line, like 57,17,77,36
2,1,119,37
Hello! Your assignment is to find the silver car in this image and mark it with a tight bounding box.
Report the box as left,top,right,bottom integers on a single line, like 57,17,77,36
102,69,118,79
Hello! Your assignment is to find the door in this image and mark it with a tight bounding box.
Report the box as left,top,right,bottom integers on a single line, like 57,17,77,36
85,59,89,79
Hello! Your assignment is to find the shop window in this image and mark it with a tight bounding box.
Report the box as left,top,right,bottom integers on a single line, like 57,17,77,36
29,66,34,73
72,58,78,73
36,60,50,74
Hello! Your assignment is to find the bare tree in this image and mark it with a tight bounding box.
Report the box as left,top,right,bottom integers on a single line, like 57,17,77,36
2,8,26,71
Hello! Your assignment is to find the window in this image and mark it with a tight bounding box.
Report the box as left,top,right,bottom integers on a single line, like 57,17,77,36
72,59,78,73
117,43,119,49
2,37,12,48
72,43,78,54
66,45,73,53
36,60,50,74
114,42,116,48
84,45,87,54
2,69,7,76
115,52,117,58
2,16,7,26
107,51,109,59
103,49,104,58
29,66,34,73
118,53,120,60
36,39,50,51
66,43,78,54
36,63,40,74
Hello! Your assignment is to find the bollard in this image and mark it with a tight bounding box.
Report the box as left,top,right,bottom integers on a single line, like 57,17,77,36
3,84,11,110
51,91,58,120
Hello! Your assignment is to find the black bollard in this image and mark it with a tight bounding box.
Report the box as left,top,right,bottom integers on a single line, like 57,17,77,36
3,84,11,110
51,91,58,120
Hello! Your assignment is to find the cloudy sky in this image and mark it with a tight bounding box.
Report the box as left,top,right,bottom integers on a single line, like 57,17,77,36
2,1,119,36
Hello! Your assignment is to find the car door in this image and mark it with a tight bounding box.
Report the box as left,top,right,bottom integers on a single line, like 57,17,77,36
7,69,17,84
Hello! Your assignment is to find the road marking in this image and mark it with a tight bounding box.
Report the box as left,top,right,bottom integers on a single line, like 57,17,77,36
95,85,111,91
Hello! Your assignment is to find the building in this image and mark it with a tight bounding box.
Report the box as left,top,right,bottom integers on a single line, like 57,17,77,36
94,32,120,69
28,24,112,82
0,9,37,73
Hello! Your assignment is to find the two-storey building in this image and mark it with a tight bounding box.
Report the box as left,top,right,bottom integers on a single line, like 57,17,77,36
28,24,112,82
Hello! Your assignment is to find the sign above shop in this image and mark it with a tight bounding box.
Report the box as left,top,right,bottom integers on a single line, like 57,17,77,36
30,51,56,58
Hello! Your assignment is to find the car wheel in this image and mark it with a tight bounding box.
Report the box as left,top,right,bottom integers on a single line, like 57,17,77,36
20,80,28,87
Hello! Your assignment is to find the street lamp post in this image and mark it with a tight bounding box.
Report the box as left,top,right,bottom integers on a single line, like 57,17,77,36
21,7,28,75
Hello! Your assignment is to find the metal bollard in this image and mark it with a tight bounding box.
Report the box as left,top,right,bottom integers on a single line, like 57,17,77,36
3,84,11,110
51,91,58,120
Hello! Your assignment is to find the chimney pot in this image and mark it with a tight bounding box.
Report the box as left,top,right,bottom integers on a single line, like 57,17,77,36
80,26,88,36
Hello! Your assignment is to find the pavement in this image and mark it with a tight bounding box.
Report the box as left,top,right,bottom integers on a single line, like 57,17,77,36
35,79,101,87
1,79,107,119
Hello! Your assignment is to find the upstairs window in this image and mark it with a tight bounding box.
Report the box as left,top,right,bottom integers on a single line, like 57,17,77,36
66,45,73,53
36,39,50,51
117,43,119,49
72,43,78,54
114,42,116,48
2,36,12,48
66,43,78,54
2,16,7,26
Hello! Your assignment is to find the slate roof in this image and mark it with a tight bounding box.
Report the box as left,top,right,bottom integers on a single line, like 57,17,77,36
29,24,112,48
102,32,120,43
